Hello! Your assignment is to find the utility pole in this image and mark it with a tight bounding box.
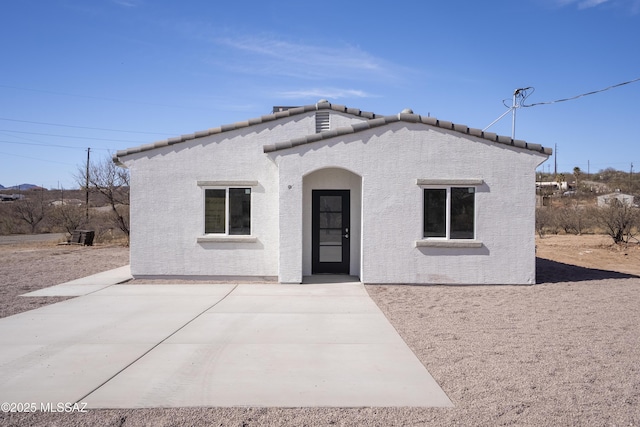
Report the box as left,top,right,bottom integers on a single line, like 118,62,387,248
631,162,634,192
554,144,558,179
85,147,90,221
483,87,532,139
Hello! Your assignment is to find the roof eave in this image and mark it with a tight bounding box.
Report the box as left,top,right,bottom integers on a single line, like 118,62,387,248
264,114,552,156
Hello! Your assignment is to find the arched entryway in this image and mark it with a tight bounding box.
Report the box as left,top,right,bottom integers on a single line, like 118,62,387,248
302,168,362,278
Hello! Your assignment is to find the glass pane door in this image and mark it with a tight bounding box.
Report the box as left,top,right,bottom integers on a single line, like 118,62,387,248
312,190,350,274
318,195,343,262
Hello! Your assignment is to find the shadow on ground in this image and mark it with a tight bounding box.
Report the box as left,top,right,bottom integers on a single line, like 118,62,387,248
536,257,639,283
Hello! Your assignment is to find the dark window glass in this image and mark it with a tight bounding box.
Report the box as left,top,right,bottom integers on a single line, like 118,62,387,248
320,196,342,212
319,213,342,228
423,189,446,238
229,188,251,235
204,189,225,233
450,187,474,239
319,229,342,244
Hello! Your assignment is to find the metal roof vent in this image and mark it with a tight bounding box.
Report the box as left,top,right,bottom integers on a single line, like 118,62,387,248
316,111,330,133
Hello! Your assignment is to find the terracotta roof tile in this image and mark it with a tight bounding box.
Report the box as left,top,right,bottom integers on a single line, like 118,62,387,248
114,100,552,163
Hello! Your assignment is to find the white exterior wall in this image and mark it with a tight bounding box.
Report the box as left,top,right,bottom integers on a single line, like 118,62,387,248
121,110,546,285
329,112,369,129
273,122,546,285
122,115,322,278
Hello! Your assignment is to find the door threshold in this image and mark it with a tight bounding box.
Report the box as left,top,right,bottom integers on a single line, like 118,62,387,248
302,275,360,284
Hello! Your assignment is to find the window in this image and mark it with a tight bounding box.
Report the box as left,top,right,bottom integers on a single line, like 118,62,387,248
423,187,475,239
205,188,251,235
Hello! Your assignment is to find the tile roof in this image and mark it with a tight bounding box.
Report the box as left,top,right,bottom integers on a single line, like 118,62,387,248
114,100,552,162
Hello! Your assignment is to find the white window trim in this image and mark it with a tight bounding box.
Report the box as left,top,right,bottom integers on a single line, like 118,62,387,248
197,235,257,243
197,180,259,187
417,180,483,248
415,239,482,248
197,181,257,243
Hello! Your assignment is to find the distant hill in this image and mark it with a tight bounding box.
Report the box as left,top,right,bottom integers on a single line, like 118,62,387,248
0,184,41,191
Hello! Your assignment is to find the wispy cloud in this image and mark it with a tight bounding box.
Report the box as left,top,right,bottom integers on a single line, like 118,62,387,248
550,0,640,12
276,88,375,100
578,0,610,9
110,0,139,7
207,34,408,82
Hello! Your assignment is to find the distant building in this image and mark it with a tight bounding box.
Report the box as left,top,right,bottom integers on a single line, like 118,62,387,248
49,199,83,207
0,194,24,202
536,181,570,192
597,192,637,207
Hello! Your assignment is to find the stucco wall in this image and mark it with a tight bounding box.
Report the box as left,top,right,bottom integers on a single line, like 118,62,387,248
121,111,547,284
273,122,547,285
121,115,322,278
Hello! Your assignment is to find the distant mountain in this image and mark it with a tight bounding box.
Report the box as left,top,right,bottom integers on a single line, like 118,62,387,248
0,184,41,191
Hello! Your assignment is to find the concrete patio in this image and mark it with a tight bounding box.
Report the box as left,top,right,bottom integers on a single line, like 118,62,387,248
0,270,452,408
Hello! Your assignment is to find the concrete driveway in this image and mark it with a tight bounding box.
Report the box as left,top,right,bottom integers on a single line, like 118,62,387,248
1,275,452,408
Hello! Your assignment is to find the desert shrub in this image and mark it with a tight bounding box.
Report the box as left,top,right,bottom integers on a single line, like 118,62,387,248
0,203,23,234
12,197,49,233
596,200,639,244
86,210,128,245
536,207,554,237
77,156,130,239
554,200,595,235
49,204,87,235
554,205,575,234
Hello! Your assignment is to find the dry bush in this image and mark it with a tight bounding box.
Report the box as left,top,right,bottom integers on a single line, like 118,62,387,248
554,200,596,235
536,200,600,237
86,210,129,245
76,155,130,239
535,207,555,237
537,197,639,244
0,203,25,234
48,204,87,235
12,197,48,233
596,200,639,245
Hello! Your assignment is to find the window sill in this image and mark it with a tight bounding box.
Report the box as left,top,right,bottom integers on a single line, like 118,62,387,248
415,240,483,248
197,235,257,243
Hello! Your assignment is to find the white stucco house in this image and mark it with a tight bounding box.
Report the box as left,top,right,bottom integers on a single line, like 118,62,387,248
114,100,551,285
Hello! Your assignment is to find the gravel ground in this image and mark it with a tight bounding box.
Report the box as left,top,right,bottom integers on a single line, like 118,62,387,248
0,241,129,318
1,236,639,426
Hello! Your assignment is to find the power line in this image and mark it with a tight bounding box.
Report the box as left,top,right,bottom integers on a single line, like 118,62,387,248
0,116,175,136
523,77,640,107
0,84,219,113
0,150,76,166
0,130,114,151
0,129,146,144
0,139,111,151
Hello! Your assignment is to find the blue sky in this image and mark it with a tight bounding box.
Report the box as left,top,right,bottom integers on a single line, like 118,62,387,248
1,0,639,189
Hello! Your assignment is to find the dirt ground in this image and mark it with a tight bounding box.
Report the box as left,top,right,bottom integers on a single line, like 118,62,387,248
1,234,639,426
0,241,129,318
536,233,640,277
